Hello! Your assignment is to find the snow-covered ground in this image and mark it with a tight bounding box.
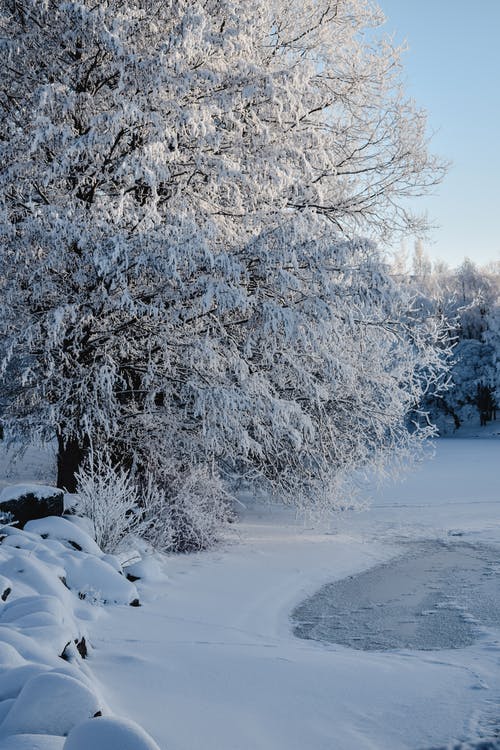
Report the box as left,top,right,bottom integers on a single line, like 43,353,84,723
0,423,498,749
86,422,500,750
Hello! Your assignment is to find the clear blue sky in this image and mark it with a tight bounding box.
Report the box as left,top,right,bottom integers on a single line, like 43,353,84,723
379,0,500,269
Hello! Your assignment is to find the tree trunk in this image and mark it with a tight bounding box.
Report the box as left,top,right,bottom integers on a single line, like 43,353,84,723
56,433,88,492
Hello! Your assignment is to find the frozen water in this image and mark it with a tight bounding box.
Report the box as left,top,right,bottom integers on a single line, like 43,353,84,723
292,541,500,651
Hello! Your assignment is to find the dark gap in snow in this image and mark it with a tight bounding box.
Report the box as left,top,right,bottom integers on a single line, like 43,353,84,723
75,637,88,659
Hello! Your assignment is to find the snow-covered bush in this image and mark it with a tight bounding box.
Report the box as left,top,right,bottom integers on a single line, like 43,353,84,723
75,451,232,553
75,453,144,553
141,466,233,553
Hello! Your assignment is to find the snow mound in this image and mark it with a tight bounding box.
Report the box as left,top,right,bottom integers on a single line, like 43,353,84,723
62,555,137,605
0,643,24,669
0,703,14,726
0,509,154,745
63,716,161,750
1,673,101,737
24,517,101,555
0,665,51,702
124,555,166,584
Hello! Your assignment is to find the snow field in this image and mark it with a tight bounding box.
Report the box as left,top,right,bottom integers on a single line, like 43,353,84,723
89,436,500,750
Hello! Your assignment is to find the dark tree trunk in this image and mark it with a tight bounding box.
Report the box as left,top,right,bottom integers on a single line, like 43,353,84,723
56,433,88,492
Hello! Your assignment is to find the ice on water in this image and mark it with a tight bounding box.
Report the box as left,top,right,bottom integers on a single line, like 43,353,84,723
292,541,500,651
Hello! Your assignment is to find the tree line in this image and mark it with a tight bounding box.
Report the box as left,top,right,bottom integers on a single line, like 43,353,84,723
392,246,499,433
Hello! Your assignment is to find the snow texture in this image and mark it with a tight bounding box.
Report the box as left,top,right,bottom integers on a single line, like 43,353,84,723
88,427,500,750
0,469,159,747
63,716,161,750
1,673,101,736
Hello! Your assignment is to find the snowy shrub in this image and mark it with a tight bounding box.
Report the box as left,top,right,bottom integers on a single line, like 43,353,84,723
141,466,233,553
75,452,145,553
76,452,232,554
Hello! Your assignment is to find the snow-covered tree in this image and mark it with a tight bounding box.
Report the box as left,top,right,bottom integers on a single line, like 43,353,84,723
0,0,447,515
412,239,432,281
394,256,500,432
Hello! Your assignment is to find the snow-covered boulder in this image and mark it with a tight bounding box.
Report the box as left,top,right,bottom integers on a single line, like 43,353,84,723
62,555,137,605
63,716,161,750
0,664,51,702
0,672,102,737
0,501,151,746
24,517,101,555
123,555,166,584
0,643,24,670
0,486,63,528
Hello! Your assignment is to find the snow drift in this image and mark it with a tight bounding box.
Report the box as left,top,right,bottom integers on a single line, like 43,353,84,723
0,509,160,748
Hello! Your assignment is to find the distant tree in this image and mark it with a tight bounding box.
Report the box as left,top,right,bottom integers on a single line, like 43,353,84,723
0,0,447,517
391,240,410,277
396,256,500,432
412,239,432,280
454,258,497,340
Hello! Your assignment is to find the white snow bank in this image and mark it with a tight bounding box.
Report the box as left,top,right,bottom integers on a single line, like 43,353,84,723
1,672,101,736
123,554,166,584
62,555,137,605
0,502,160,748
24,517,102,555
64,716,162,750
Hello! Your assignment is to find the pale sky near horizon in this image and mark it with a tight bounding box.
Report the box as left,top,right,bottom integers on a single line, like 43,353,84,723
379,0,500,270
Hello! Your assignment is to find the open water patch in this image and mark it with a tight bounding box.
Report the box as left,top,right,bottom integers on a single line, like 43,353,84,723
292,541,500,651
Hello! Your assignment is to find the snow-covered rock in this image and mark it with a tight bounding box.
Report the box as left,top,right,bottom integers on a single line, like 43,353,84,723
63,716,161,750
123,555,166,584
62,555,137,605
24,517,101,555
0,665,51,702
0,486,63,528
0,672,101,737
0,507,150,746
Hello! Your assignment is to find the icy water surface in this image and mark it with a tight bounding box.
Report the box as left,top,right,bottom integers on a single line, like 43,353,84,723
292,541,500,650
